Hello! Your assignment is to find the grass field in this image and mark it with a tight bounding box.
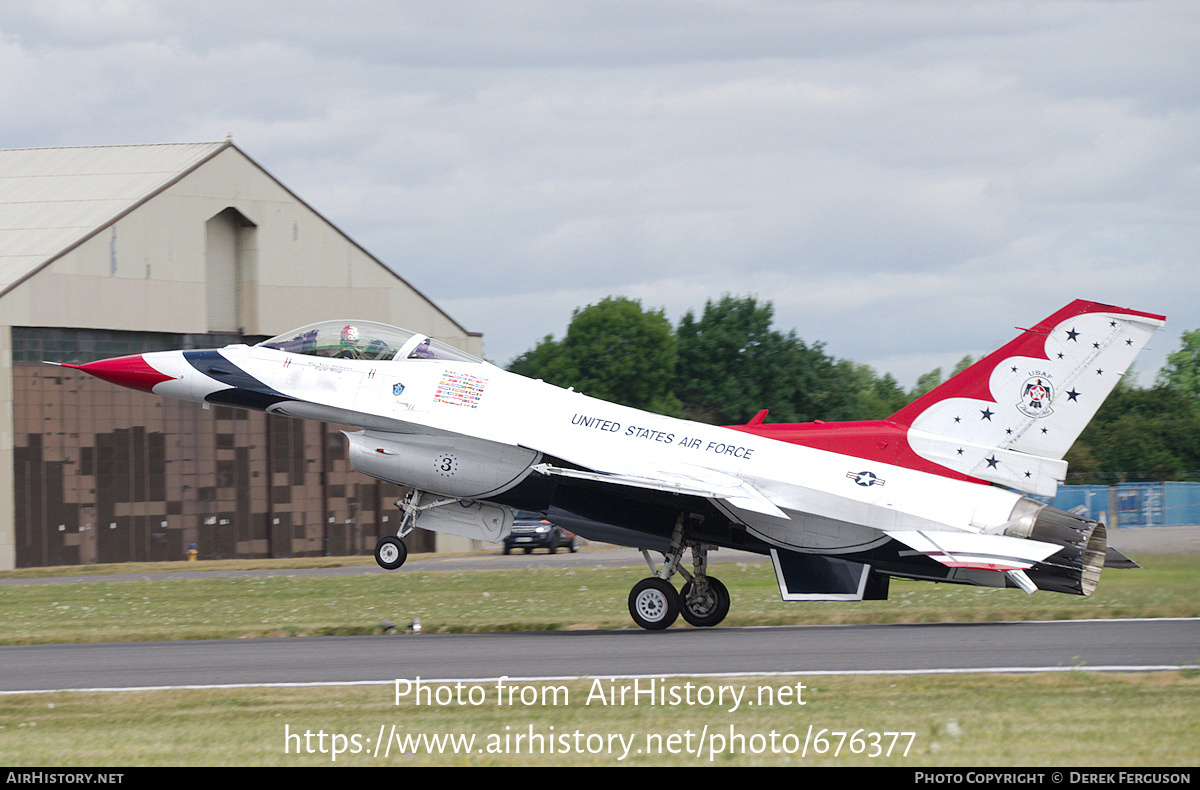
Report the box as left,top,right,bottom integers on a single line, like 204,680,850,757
1,550,1197,767
2,672,1197,766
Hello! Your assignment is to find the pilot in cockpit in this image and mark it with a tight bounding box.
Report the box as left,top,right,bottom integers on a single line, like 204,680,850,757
337,325,361,359
409,338,437,359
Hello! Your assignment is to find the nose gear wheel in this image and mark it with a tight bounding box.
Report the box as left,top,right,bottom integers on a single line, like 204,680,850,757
374,535,408,570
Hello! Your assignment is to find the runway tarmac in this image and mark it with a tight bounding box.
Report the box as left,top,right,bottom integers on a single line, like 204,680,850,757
1,618,1195,693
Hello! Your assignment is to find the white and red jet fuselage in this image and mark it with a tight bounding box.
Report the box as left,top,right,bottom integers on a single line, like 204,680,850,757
65,300,1165,629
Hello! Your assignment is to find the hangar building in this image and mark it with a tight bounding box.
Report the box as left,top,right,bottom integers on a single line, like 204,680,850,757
0,141,481,568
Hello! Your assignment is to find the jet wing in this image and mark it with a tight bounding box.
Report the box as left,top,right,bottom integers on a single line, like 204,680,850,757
532,460,788,519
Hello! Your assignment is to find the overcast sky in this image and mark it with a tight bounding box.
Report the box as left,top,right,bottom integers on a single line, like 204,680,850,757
2,1,1196,388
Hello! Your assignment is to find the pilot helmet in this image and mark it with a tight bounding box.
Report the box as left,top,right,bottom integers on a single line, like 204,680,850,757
412,338,435,358
341,325,360,344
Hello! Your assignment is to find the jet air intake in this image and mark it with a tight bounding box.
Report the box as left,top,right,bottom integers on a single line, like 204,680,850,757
1003,501,1108,596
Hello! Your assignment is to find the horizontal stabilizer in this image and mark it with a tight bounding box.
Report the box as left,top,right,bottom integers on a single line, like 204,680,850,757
885,529,1061,573
1104,546,1140,569
904,434,1068,497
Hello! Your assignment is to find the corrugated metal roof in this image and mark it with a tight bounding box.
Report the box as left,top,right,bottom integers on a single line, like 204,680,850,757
0,142,228,294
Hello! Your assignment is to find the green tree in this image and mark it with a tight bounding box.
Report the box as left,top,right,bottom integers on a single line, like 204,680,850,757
1068,380,1200,483
951,355,975,377
674,295,844,424
509,295,980,428
832,362,909,420
1157,329,1200,396
507,296,681,414
905,357,973,403
909,367,942,400
507,334,570,383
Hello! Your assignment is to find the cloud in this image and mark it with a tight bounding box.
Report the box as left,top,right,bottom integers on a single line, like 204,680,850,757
1,1,1195,387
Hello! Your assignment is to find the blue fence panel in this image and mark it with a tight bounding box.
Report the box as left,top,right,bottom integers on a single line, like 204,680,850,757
1163,482,1200,526
1049,485,1111,524
1114,483,1164,528
1048,483,1200,527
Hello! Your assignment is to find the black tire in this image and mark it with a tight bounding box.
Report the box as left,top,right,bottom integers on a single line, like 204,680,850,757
628,578,679,630
568,537,577,553
679,577,730,627
549,536,558,554
502,543,511,555
523,547,532,554
374,536,407,570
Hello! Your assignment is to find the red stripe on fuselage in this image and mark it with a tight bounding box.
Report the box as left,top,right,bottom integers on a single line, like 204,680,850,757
725,419,986,484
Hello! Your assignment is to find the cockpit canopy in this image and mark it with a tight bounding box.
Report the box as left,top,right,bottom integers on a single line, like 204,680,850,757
258,321,481,364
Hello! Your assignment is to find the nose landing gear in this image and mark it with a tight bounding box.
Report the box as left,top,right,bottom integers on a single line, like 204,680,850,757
373,489,426,571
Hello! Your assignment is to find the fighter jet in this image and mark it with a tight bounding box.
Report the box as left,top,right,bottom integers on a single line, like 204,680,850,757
61,300,1164,629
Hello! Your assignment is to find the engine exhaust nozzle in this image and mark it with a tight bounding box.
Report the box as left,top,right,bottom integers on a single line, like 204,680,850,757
1005,503,1107,596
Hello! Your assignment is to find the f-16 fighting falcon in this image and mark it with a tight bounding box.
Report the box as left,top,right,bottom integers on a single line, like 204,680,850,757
59,299,1164,629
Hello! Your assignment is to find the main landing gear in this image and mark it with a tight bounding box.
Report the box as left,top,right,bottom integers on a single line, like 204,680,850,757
627,520,730,630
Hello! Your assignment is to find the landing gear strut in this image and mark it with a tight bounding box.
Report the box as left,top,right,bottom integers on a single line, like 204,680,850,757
373,489,425,571
626,517,730,630
373,489,514,570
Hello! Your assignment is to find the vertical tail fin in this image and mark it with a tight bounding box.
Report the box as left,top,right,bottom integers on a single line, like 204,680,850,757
887,300,1165,496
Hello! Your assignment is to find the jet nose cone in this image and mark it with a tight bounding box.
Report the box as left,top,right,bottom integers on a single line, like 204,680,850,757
62,354,177,394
